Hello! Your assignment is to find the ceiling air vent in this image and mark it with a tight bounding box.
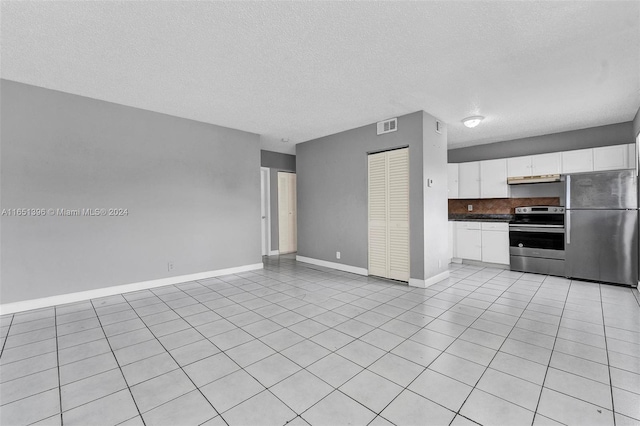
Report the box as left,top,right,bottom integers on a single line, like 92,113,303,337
377,118,397,135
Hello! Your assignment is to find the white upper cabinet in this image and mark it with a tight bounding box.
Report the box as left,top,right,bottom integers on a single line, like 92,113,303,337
458,161,481,199
507,153,561,177
480,159,509,198
593,145,629,171
562,148,593,173
507,156,531,177
531,153,562,175
448,163,459,199
448,143,636,200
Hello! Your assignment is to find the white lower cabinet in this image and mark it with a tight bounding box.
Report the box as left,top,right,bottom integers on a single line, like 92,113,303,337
452,221,509,265
480,222,509,265
448,221,455,261
455,222,482,261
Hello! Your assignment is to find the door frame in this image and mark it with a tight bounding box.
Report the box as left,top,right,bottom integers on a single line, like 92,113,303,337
260,167,271,256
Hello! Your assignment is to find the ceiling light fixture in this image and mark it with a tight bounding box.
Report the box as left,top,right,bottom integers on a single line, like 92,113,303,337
462,116,484,128
281,138,290,143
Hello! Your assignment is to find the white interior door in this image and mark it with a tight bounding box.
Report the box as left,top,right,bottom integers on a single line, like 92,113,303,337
278,172,297,254
368,148,410,281
260,168,270,256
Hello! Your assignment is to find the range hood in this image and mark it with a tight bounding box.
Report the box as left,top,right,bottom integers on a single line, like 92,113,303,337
507,174,561,185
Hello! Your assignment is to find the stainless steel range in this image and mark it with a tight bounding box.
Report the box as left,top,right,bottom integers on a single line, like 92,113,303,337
509,206,565,276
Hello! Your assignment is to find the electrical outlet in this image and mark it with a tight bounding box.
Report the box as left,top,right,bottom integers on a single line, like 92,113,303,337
467,204,473,211
336,251,341,260
168,261,174,272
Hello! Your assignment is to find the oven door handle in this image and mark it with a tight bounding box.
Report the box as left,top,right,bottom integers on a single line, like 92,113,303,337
566,210,571,245
509,227,565,233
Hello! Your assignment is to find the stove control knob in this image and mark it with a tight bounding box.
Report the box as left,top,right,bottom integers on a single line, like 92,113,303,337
553,208,557,212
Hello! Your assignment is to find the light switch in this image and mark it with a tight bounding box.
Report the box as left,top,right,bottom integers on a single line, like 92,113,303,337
426,178,434,187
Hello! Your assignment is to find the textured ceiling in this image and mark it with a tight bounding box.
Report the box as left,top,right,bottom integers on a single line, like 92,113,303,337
1,1,639,154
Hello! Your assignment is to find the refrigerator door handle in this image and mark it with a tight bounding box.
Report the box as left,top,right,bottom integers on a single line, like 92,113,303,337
566,175,571,209
566,210,571,245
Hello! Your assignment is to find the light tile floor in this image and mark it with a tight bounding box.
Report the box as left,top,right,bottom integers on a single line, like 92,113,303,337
1,256,639,426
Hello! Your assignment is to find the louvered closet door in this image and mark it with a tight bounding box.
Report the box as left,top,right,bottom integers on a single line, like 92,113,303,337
387,148,410,281
368,153,388,278
368,148,410,281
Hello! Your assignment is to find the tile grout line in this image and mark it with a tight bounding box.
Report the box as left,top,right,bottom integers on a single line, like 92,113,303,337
112,294,227,426
88,299,148,426
388,269,549,425
349,267,529,424
53,306,63,426
528,278,572,426
293,267,523,425
262,262,511,422
599,283,617,426
428,271,556,424
4,260,636,426
0,314,15,358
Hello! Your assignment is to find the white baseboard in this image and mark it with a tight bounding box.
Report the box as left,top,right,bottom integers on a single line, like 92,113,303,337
409,270,451,288
0,263,264,315
268,250,280,256
296,256,368,276
451,258,463,264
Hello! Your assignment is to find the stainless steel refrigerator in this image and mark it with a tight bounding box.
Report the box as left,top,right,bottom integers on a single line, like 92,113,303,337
565,169,638,287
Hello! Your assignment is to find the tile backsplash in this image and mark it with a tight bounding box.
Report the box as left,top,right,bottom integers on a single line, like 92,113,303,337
448,197,561,215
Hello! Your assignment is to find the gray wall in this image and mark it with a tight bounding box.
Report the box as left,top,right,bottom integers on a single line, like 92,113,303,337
1,80,261,303
296,111,426,280
260,150,296,252
634,107,640,139
448,122,634,163
261,150,296,171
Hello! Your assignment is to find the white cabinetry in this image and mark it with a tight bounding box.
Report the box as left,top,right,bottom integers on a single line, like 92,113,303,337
532,153,562,175
448,221,454,261
507,153,561,177
593,145,628,171
481,222,509,265
562,149,593,173
458,162,480,199
480,159,509,198
448,163,459,199
507,156,531,177
452,221,509,265
455,222,482,261
447,143,636,201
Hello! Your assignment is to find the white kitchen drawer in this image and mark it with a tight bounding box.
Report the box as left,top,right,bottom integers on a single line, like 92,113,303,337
455,221,481,230
481,222,509,231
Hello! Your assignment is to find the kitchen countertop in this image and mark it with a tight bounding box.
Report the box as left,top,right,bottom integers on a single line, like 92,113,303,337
448,214,514,222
